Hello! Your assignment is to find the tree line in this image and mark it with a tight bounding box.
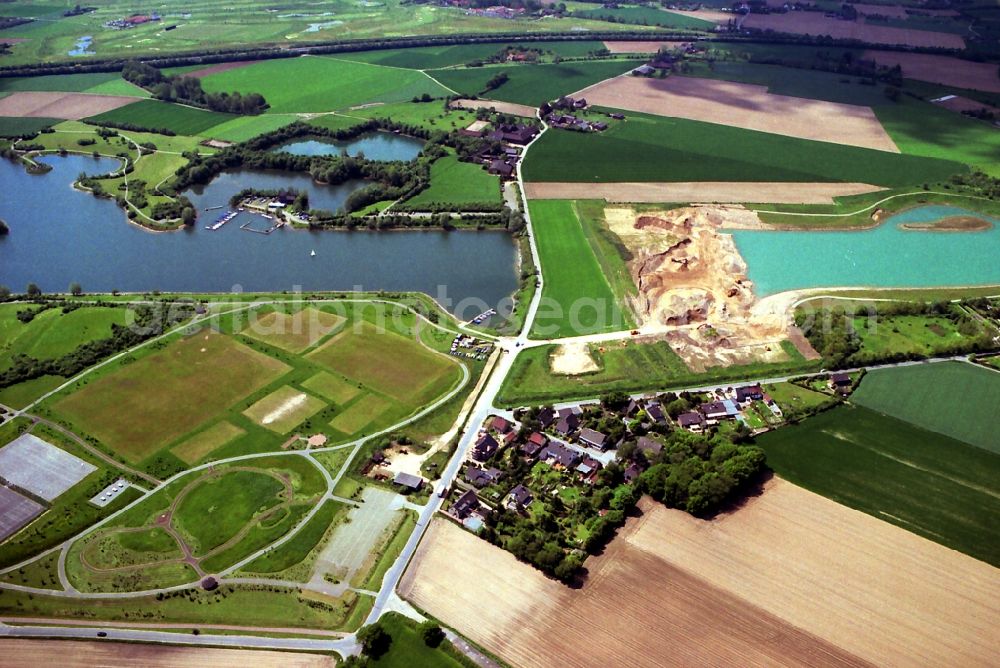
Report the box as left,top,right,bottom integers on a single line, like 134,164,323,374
121,61,268,115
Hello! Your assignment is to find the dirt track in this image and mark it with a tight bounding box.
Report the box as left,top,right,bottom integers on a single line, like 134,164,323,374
743,13,965,49
524,182,885,204
0,639,335,667
863,51,1000,92
449,98,537,117
933,95,1000,116
402,479,1000,668
574,75,899,152
0,92,138,120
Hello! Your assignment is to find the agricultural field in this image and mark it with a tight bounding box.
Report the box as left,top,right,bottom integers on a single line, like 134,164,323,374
85,99,234,135
202,114,296,142
528,200,634,338
199,56,450,114
850,362,1000,454
572,5,715,30
347,40,608,70
0,116,60,138
406,154,502,208
756,404,1000,565
402,485,998,667
427,60,643,107
522,110,964,186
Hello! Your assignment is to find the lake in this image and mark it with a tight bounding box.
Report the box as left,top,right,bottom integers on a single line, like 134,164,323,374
729,206,1000,296
273,132,425,162
0,155,517,317
186,168,368,213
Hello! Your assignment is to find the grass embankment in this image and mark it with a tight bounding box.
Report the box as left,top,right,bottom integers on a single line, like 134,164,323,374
756,404,1000,566
528,200,635,338
851,362,1000,454
497,340,816,406
523,109,964,187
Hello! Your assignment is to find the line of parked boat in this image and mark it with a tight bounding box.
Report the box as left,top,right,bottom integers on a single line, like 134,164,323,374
205,210,239,231
468,308,496,325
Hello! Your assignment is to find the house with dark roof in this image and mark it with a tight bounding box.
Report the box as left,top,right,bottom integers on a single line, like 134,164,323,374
488,159,514,178
538,407,555,429
829,373,852,392
624,398,641,417
578,427,609,451
575,455,601,477
451,489,481,519
501,125,538,144
646,403,666,425
701,401,732,423
505,484,534,512
735,385,764,404
465,465,502,488
540,442,581,469
472,433,499,462
636,436,663,457
502,430,517,446
554,413,580,436
393,471,424,492
677,411,707,432
624,462,643,483
491,416,512,433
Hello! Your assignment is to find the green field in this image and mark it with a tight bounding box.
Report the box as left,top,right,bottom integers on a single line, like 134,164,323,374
428,60,642,106
329,394,393,435
242,499,345,576
528,200,634,338
0,72,122,94
498,339,814,406
851,362,1000,454
406,155,501,207
0,116,60,138
170,422,247,465
573,5,714,29
301,370,362,405
852,314,971,357
86,99,234,135
523,110,965,186
370,613,471,668
756,404,1000,566
243,385,327,434
51,331,289,462
200,56,450,114
202,114,297,142
0,304,131,370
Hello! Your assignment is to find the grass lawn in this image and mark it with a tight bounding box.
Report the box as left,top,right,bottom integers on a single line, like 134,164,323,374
428,60,642,107
762,381,832,412
170,421,247,465
0,116,60,138
301,370,363,406
0,375,65,410
174,469,286,555
498,340,815,406
407,154,501,207
329,395,393,435
348,101,479,132
51,331,289,462
0,304,131,370
528,200,634,338
241,307,345,353
241,499,345,576
370,612,470,668
85,99,234,135
307,322,459,404
851,362,1000,454
755,404,1000,566
199,56,450,114
523,109,965,187
202,114,297,142
852,314,971,357
243,385,327,434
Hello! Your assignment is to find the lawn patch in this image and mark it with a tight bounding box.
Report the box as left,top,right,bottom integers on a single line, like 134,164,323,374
203,113,296,142
241,307,344,353
301,371,362,405
243,385,327,434
170,421,246,465
406,154,501,207
51,331,289,462
329,395,392,435
851,362,1000,454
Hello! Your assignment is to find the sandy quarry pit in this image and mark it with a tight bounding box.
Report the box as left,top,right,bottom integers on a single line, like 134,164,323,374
604,206,808,369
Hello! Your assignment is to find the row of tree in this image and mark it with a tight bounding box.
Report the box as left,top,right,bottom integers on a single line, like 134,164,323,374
121,61,268,115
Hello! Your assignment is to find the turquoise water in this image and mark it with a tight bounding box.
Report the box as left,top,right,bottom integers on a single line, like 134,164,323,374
729,206,1000,296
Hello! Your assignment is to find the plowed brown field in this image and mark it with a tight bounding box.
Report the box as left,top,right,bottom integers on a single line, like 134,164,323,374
743,13,965,49
863,51,1000,92
0,92,138,120
573,75,899,152
402,479,1000,668
0,639,335,667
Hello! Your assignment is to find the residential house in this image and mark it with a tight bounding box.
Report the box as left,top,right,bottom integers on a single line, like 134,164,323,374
624,462,643,483
491,416,512,433
502,430,518,447
540,442,581,469
538,407,555,429
451,489,481,520
829,373,852,393
624,398,641,418
578,427,609,451
636,436,663,457
735,384,764,404
554,412,580,436
575,455,602,479
488,159,514,179
472,433,499,462
505,484,534,512
465,465,503,488
677,411,706,432
521,431,548,458
646,403,666,425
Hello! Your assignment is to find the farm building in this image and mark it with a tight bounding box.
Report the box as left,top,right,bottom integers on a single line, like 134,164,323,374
393,471,425,492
